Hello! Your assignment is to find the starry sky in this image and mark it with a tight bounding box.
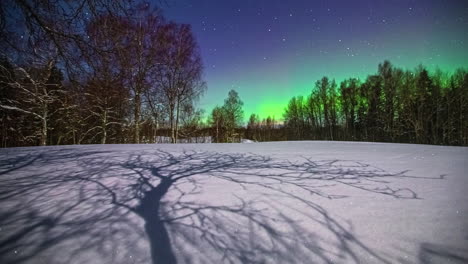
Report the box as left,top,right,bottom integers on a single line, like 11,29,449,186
162,0,468,121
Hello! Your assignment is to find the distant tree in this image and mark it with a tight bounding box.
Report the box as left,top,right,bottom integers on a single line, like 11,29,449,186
447,69,468,145
315,77,338,140
328,79,338,140
413,67,433,144
304,92,320,138
222,90,244,142
265,116,275,141
362,75,383,141
339,78,359,140
246,113,259,141
430,69,446,144
284,96,306,140
378,60,402,141
209,106,226,143
178,103,204,140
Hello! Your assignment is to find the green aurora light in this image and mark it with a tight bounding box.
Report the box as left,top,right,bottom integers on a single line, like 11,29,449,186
164,1,468,122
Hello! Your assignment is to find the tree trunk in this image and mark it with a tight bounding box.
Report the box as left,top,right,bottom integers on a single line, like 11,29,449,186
154,115,159,143
170,105,175,143
40,106,48,146
216,120,219,143
72,128,76,145
175,98,181,144
134,91,141,144
101,110,107,144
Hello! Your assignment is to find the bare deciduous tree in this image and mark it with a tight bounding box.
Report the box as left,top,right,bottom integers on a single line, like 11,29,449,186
0,57,63,146
155,23,205,143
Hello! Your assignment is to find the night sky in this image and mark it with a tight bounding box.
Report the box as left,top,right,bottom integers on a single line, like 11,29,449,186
163,0,468,120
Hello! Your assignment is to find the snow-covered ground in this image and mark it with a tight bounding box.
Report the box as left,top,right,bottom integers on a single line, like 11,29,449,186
0,141,467,264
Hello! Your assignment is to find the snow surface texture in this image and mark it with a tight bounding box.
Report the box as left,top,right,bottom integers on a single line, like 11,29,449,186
0,141,467,264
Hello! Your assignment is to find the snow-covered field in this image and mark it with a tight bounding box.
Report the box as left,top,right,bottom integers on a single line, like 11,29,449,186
0,141,467,264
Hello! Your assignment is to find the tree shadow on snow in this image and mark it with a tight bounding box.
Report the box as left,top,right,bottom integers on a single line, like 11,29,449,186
0,149,445,263
417,242,468,264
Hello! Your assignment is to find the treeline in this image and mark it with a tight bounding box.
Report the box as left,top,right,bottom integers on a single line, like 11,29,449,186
246,61,468,146
0,1,207,147
1,2,466,147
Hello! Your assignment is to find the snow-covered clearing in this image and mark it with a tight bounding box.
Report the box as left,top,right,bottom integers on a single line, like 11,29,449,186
0,141,467,264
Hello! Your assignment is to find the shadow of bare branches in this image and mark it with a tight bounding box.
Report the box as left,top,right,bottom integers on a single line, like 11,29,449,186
0,148,446,263
417,243,468,264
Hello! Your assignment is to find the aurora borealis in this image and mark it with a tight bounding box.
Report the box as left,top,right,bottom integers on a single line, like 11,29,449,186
164,0,468,120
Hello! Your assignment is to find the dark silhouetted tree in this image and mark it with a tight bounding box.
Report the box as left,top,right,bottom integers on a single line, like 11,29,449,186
222,90,244,142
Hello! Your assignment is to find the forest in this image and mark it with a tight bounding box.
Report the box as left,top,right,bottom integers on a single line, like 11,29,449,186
1,1,467,147
247,61,468,146
1,1,207,147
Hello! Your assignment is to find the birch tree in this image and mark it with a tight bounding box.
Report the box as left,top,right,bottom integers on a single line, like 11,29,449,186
0,58,64,146
155,23,205,143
